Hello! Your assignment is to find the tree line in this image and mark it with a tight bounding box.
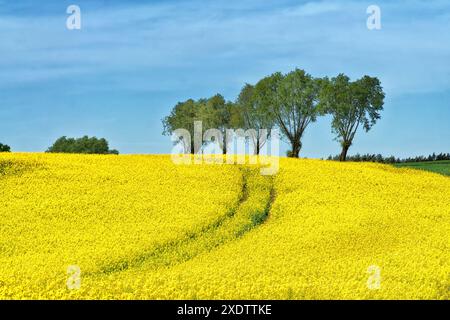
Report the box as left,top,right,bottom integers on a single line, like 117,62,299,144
163,68,385,161
327,152,450,164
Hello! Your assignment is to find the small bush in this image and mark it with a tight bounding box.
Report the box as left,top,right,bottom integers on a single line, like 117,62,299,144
0,143,11,153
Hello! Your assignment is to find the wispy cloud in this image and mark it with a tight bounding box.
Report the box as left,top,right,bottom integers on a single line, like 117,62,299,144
1,0,450,98
0,0,449,156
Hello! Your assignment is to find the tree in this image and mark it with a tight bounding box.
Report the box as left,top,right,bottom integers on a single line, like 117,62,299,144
162,95,234,154
235,84,275,155
320,74,385,161
255,69,321,158
199,94,231,154
0,143,11,152
163,99,200,154
46,136,119,154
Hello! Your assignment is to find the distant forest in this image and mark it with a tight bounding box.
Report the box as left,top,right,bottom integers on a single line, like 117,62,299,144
327,152,450,164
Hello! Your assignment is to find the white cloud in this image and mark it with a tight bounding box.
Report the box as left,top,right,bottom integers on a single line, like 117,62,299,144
0,0,450,97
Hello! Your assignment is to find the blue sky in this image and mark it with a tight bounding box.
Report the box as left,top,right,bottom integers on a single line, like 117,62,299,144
0,0,449,157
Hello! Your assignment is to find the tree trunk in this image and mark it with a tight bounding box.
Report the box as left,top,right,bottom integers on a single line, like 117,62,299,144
339,142,351,161
289,140,301,158
256,137,260,155
222,131,229,155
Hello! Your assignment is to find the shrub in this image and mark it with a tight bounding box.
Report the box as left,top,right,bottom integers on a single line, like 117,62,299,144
0,143,11,153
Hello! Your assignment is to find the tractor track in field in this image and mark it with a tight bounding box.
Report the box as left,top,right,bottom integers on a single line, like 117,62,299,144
88,167,276,277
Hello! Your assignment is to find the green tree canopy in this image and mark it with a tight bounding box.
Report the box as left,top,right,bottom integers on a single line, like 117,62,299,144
163,99,200,154
255,69,322,158
162,68,385,159
319,74,385,161
162,94,234,154
0,143,11,153
235,83,275,154
46,136,119,155
198,94,233,153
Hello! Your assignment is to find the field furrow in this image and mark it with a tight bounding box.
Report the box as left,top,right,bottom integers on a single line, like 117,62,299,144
0,154,449,300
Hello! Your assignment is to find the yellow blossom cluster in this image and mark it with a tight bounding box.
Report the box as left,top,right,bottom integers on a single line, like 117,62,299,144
0,153,241,299
0,154,449,299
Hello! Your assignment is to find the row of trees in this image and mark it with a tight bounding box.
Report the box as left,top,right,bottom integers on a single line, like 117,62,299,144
163,68,385,161
328,152,450,164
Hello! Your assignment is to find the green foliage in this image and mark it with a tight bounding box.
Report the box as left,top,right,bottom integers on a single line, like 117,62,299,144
328,153,396,163
328,152,450,165
319,74,385,161
162,94,235,154
162,99,199,153
254,69,321,158
46,136,119,155
395,161,450,176
0,143,11,153
234,84,276,154
162,68,385,159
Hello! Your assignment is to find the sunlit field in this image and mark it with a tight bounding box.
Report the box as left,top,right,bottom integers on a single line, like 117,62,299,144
0,153,449,299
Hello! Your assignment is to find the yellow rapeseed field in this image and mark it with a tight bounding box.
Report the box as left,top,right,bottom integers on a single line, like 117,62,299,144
0,153,449,299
